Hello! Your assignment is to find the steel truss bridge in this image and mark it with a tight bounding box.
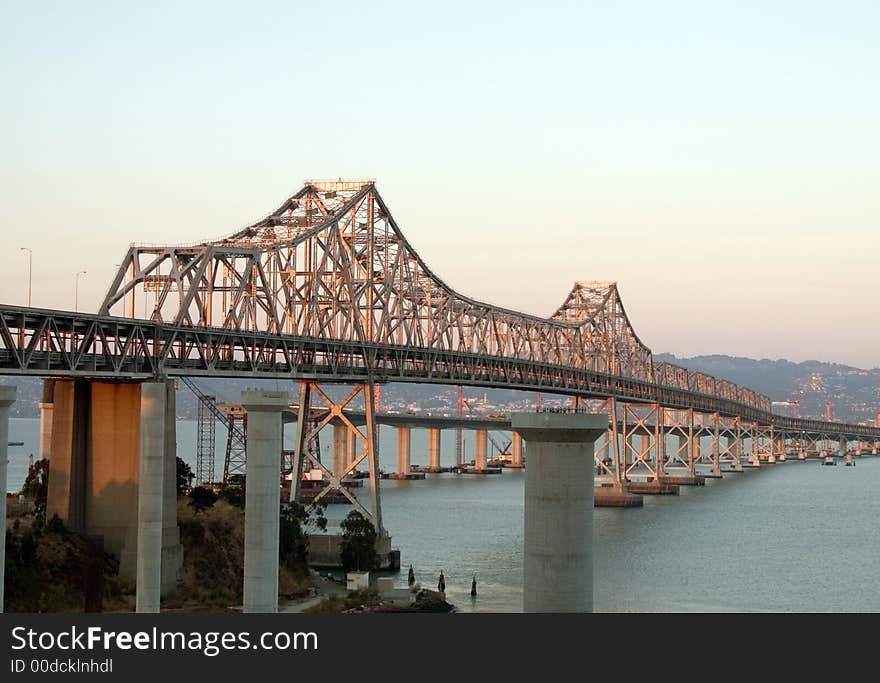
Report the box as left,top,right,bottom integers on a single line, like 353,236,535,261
1,179,878,530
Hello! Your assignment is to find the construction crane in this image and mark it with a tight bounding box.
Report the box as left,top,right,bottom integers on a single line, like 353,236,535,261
180,376,247,486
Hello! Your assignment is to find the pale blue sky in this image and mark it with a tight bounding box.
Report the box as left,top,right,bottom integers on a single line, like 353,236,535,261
1,1,878,367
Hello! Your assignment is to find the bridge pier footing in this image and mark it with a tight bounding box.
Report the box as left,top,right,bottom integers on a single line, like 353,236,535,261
512,412,605,613
594,485,643,507
627,479,680,495
662,473,705,486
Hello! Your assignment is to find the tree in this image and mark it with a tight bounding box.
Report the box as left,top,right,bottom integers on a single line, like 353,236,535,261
176,457,194,495
19,458,49,513
188,486,218,514
218,474,245,508
339,510,378,572
279,501,326,575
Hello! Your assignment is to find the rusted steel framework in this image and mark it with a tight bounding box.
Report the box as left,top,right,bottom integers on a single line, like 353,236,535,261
222,405,247,484
0,180,878,448
195,392,216,486
98,181,658,382
289,382,383,531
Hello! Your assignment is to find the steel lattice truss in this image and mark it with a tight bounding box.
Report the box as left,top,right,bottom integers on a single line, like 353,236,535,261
0,179,878,444
98,181,679,386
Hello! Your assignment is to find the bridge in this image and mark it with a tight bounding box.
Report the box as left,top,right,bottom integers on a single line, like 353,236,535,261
1,178,878,613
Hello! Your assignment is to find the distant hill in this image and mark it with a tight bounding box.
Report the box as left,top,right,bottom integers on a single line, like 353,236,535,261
655,353,880,424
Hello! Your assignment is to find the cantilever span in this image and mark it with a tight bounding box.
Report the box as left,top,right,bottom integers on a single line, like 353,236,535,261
96,179,760,409
99,179,656,382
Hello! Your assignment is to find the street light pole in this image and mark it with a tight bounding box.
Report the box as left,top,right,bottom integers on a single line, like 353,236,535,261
19,248,32,307
75,270,87,312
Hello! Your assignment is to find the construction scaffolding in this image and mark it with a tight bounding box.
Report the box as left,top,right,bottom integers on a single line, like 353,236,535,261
195,393,217,485
223,405,248,484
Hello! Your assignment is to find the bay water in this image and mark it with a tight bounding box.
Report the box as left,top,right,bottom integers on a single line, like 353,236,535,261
7,418,880,612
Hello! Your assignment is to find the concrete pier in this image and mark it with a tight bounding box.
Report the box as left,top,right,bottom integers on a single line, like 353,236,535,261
663,474,705,486
512,412,606,613
346,428,357,468
594,486,643,507
136,382,166,613
0,386,16,612
38,379,54,461
677,434,690,471
428,428,441,470
640,434,651,462
627,479,680,495
397,426,411,475
44,379,182,592
510,431,524,468
842,438,853,466
474,429,488,471
728,435,743,471
333,423,347,477
241,389,289,613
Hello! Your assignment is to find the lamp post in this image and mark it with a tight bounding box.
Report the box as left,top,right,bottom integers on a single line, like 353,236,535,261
19,248,32,307
75,270,87,312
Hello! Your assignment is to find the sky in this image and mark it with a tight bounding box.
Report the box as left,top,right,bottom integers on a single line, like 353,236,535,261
1,1,878,368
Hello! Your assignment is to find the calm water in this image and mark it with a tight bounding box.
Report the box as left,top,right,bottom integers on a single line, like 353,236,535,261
7,418,880,612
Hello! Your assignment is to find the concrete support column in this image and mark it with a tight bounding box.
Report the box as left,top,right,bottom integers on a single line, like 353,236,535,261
512,412,606,613
474,429,488,470
346,428,357,468
711,431,722,475
732,435,744,471
160,381,182,592
396,426,411,475
640,434,650,465
333,423,347,478
677,435,690,470
511,431,523,468
136,382,166,614
747,431,760,466
0,386,17,612
428,428,441,470
38,379,55,460
241,390,289,614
